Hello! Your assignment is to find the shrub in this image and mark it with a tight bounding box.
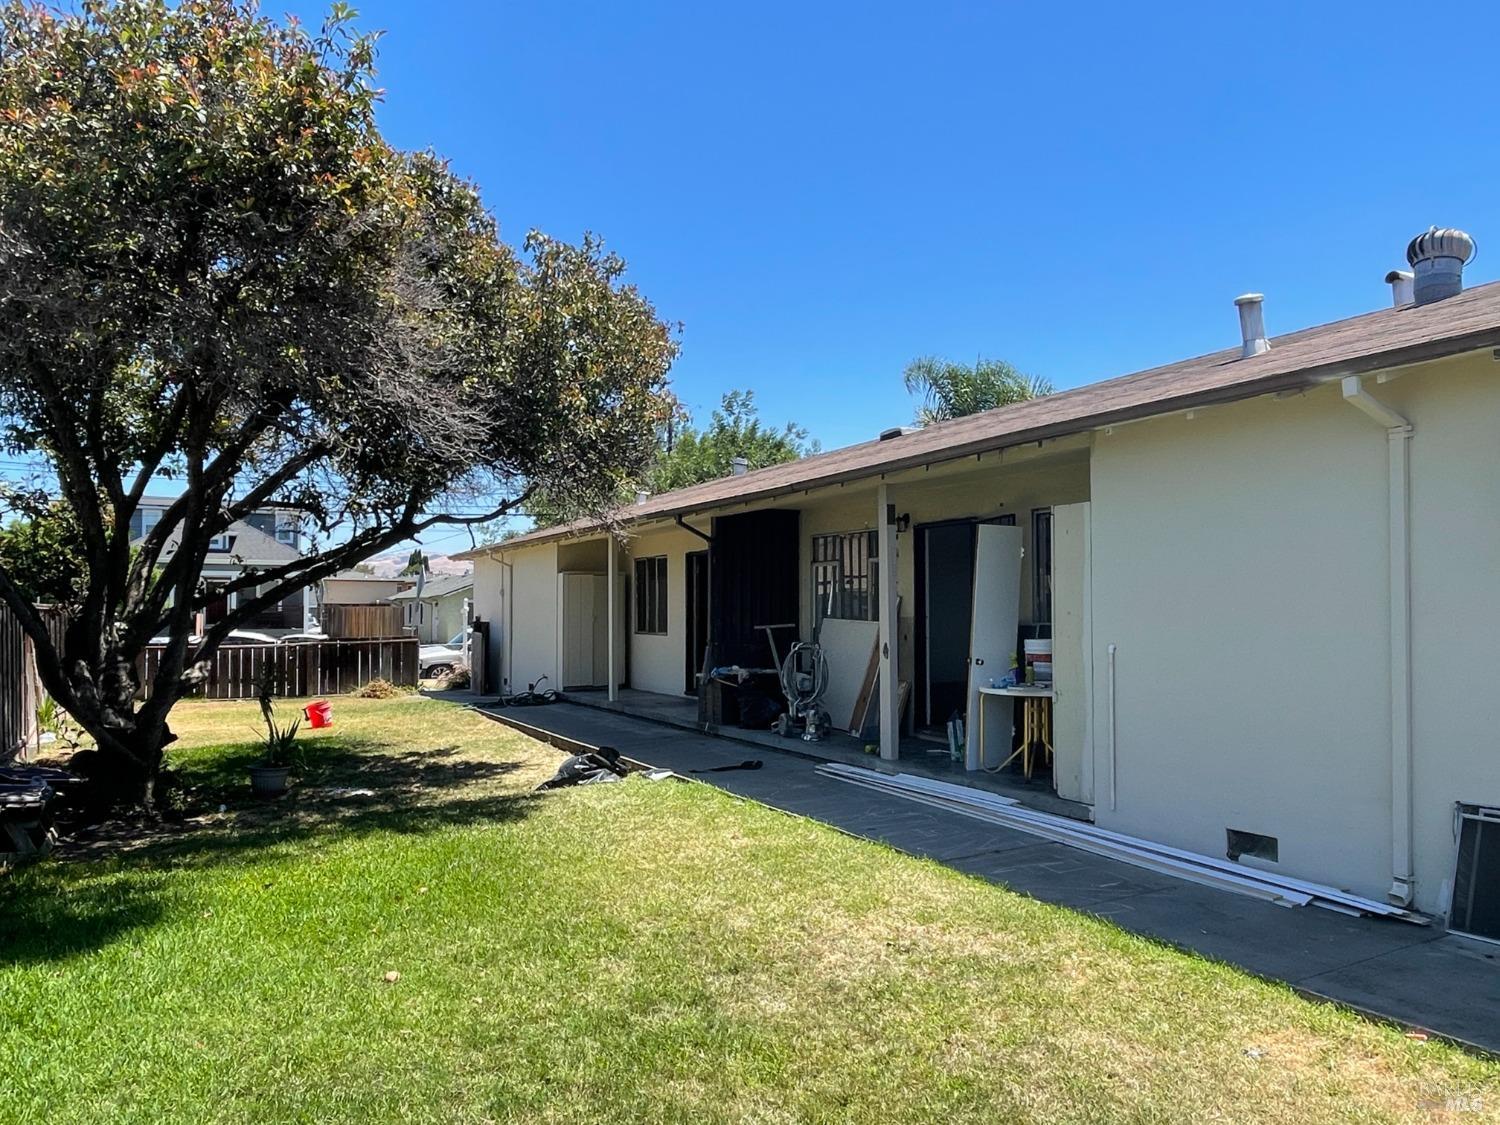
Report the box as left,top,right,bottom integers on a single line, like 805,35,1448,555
355,678,409,699
439,665,471,690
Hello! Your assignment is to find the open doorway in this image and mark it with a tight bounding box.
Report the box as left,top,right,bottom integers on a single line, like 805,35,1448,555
914,520,976,731
685,550,709,694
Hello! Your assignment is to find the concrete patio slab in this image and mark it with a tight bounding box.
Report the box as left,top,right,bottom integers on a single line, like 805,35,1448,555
948,841,1189,908
470,698,1499,1055
1298,936,1500,1049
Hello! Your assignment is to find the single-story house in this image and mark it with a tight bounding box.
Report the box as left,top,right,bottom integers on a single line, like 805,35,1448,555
389,572,473,643
458,230,1500,932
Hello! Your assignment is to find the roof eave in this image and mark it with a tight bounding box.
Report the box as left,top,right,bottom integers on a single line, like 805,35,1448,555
456,324,1500,559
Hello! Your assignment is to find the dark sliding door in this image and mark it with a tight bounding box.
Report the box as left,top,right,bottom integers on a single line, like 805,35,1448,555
685,550,709,694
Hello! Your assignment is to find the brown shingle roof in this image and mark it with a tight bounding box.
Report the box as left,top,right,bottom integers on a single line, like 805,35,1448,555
461,281,1500,556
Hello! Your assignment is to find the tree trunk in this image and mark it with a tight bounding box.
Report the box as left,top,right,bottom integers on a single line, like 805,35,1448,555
64,670,179,816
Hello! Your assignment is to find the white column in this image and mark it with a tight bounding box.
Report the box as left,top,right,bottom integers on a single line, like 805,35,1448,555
302,583,313,631
607,535,618,702
876,484,900,761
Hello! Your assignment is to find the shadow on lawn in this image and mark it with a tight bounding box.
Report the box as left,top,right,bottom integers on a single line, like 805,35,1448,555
0,730,549,967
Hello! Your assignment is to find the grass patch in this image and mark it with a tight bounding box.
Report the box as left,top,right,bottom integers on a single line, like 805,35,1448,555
2,697,1496,1123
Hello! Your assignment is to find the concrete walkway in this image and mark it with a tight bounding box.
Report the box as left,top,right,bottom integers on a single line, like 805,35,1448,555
473,698,1500,1055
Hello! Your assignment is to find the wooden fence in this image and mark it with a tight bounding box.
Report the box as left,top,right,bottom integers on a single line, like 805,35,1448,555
0,603,68,762
139,637,420,701
320,603,406,640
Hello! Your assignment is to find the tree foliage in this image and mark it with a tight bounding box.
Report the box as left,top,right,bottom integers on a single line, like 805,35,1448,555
648,390,813,493
523,390,814,526
0,505,86,604
0,0,676,804
902,356,1053,425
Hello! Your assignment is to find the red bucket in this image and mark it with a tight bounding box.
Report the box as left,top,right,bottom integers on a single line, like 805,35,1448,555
302,699,333,729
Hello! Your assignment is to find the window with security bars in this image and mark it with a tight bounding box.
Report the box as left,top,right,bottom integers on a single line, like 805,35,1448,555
634,556,668,634
811,530,879,626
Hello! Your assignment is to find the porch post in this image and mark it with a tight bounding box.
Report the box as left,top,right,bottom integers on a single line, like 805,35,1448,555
607,534,618,702
302,582,313,631
876,483,900,761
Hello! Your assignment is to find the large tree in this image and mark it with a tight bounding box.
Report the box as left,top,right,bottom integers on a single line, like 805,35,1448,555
0,0,676,806
902,356,1053,424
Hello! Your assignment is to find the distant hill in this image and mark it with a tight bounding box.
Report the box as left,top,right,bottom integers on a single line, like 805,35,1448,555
361,551,473,579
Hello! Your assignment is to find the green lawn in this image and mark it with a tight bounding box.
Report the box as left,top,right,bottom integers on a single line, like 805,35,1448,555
2,697,1496,1124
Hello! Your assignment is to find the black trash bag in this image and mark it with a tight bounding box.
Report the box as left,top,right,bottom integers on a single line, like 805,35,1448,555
534,746,628,790
736,683,784,730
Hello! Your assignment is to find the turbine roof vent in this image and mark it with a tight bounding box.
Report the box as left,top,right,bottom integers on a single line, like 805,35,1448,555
1405,227,1476,305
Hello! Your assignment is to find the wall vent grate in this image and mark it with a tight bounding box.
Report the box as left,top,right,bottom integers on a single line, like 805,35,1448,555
1226,828,1278,863
1452,805,1500,941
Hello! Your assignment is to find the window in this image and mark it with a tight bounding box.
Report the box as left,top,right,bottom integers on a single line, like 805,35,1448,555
1031,507,1053,623
274,512,298,545
207,532,230,552
634,556,668,634
812,530,879,627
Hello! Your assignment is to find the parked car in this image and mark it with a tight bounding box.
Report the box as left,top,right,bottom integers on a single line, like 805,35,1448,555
419,632,467,678
146,629,277,646
223,629,278,645
276,632,329,645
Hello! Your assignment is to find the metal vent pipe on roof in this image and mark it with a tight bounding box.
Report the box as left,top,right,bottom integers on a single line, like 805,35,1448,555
730,456,749,476
1406,227,1476,305
1234,293,1270,358
1384,270,1414,307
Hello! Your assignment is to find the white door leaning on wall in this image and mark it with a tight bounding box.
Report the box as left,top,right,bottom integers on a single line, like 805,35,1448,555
966,523,1023,770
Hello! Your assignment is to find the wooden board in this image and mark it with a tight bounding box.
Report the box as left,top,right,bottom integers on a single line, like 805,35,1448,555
816,618,880,729
855,679,909,741
847,642,881,735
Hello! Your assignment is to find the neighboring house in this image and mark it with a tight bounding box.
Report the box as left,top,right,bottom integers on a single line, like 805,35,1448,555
133,497,314,631
459,230,1500,930
318,571,415,606
389,573,473,643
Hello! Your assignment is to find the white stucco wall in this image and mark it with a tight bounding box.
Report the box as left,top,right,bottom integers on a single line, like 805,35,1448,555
623,525,708,696
1391,355,1500,911
1087,354,1500,914
470,542,560,693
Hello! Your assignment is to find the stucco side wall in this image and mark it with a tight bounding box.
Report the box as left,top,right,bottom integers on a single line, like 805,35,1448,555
1386,355,1500,911
1088,386,1395,901
470,541,560,693
1089,354,1500,914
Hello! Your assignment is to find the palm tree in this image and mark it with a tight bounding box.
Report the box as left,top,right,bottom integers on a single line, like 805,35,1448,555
902,356,1053,425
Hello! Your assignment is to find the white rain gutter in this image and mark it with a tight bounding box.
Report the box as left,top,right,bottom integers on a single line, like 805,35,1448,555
1341,375,1415,907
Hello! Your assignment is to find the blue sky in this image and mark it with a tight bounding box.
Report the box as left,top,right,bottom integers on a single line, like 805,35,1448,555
20,2,1500,556
328,0,1498,553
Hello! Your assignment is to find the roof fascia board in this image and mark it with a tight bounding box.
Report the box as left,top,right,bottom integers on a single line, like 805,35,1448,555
459,332,1500,558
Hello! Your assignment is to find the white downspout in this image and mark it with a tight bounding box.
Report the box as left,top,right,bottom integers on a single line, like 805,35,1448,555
1341,375,1415,907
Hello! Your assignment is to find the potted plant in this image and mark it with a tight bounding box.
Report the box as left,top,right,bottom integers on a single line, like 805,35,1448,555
248,711,300,798
249,665,300,798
